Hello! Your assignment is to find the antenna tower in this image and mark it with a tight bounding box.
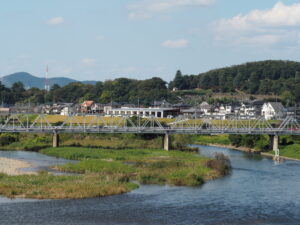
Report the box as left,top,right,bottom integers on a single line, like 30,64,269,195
45,65,50,91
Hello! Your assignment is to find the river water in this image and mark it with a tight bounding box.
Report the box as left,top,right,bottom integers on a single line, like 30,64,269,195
0,145,299,225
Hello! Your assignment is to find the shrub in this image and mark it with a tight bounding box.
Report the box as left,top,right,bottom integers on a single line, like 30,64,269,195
206,153,231,176
0,133,19,146
171,134,192,149
228,134,242,146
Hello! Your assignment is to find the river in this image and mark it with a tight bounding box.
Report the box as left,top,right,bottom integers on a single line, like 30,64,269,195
0,145,299,225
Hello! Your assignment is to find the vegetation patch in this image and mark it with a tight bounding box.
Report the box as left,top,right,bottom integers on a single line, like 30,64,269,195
0,147,230,199
0,171,138,199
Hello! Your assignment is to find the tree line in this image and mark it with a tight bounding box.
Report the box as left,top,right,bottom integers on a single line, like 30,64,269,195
0,77,171,106
1,60,299,106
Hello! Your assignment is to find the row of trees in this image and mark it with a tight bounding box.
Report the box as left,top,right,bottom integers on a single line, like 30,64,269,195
0,77,171,106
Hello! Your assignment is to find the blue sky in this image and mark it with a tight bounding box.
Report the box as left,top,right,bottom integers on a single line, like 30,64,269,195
0,0,300,81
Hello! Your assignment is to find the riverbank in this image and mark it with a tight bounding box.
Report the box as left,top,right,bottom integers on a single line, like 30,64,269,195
0,147,230,199
192,134,300,161
0,157,36,175
205,143,300,162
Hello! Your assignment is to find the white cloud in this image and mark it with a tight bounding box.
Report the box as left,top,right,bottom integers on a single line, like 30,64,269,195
128,0,214,20
81,58,96,66
161,39,188,48
47,17,65,25
214,2,300,47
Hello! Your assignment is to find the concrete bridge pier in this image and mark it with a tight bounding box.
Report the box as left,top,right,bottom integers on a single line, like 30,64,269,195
269,134,280,160
53,132,60,148
163,133,171,151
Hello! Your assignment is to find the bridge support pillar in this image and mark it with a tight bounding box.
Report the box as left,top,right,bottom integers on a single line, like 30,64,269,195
53,132,60,148
163,134,171,151
269,135,280,161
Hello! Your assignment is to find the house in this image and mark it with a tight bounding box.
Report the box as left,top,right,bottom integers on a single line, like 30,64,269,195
219,104,233,114
60,103,76,115
261,102,285,120
60,107,70,115
91,103,104,114
81,101,94,113
180,108,203,118
0,107,10,115
285,107,300,117
199,102,212,115
239,101,264,118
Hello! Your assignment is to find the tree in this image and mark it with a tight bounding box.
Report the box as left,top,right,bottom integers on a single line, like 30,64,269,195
99,91,111,103
11,82,26,102
248,72,260,94
295,71,300,83
233,72,244,89
281,91,295,106
172,70,188,90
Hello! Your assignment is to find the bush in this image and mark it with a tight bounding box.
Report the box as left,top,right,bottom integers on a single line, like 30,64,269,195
229,134,269,151
171,134,192,149
0,133,19,146
206,153,231,176
228,134,242,146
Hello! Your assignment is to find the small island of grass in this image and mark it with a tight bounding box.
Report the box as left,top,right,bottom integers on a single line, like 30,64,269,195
0,147,230,199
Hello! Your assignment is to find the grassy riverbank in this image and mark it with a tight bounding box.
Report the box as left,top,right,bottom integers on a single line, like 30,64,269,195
192,134,300,160
0,132,195,151
265,144,300,160
0,147,230,199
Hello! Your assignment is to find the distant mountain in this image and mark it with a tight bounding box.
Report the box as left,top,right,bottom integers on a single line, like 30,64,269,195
0,72,97,89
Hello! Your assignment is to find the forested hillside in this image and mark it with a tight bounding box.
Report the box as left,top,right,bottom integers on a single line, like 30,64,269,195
169,60,300,102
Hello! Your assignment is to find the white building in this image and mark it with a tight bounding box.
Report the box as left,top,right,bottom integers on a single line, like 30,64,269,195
104,106,179,118
199,102,212,115
261,102,285,120
60,107,70,116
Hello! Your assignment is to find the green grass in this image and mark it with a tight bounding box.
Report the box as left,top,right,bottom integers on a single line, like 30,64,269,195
267,144,300,160
42,147,226,186
0,171,138,199
58,159,136,174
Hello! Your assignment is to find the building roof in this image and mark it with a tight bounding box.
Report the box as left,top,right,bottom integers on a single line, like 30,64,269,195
199,102,212,109
268,102,284,112
109,107,178,112
181,108,203,113
153,100,172,107
82,101,94,107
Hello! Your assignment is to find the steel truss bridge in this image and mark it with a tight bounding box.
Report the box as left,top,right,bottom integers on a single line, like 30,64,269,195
1,114,300,159
0,114,299,136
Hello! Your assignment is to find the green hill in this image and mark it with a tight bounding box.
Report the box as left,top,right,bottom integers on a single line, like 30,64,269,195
169,60,300,102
